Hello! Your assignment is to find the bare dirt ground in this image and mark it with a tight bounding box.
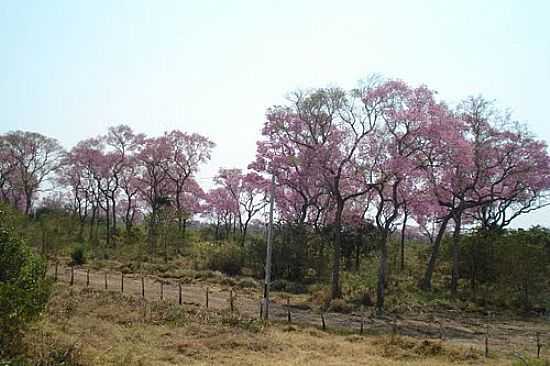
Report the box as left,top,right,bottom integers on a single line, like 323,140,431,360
48,264,550,359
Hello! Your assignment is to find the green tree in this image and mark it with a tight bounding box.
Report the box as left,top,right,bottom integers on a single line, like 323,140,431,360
0,206,52,359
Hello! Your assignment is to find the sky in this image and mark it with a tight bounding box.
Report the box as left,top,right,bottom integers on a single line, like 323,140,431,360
1,0,549,227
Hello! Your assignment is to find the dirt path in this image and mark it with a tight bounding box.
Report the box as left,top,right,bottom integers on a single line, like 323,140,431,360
47,265,550,357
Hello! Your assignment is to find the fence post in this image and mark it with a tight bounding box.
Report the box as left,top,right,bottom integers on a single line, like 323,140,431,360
121,272,124,293
360,305,364,335
142,276,145,299
206,287,209,308
42,259,48,279
321,312,326,331
485,324,489,358
86,269,90,287
178,283,182,305
259,300,263,319
54,262,58,282
160,281,164,301
391,316,398,338
230,289,234,313
104,272,108,290
537,332,542,359
287,298,292,323
70,266,74,286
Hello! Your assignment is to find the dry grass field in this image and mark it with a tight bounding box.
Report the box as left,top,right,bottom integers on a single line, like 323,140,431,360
20,283,546,366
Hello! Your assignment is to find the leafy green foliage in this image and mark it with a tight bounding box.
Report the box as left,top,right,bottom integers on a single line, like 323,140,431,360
70,244,87,266
199,242,242,276
0,207,52,359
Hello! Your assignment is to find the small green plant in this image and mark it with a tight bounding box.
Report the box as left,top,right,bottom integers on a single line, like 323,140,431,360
70,245,86,266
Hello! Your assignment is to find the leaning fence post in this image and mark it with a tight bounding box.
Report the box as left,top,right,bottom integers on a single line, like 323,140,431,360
86,269,90,287
70,266,74,286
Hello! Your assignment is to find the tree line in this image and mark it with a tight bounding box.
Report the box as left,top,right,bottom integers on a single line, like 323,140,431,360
1,76,550,314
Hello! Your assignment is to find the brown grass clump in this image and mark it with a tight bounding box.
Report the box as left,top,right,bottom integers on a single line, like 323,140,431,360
372,335,482,362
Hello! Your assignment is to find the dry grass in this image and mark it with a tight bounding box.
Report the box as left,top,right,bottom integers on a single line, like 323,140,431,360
18,284,521,366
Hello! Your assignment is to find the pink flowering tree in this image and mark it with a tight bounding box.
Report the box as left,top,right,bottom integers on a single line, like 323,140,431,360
215,168,269,245
164,130,214,235
1,131,64,215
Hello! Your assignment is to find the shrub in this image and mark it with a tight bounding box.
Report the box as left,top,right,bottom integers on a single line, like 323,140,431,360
70,244,86,266
271,279,307,294
0,207,52,359
237,277,259,289
206,244,242,276
327,299,353,314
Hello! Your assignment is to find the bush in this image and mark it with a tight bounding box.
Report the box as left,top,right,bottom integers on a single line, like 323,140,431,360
327,299,353,314
237,277,259,289
0,207,52,359
70,245,86,266
271,279,307,294
206,244,242,276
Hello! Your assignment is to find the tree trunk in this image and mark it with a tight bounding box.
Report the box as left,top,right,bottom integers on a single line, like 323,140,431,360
89,206,97,243
376,231,389,315
111,196,117,235
148,209,157,256
331,199,344,299
450,213,462,296
105,200,111,247
419,216,451,291
400,209,408,272
355,233,362,272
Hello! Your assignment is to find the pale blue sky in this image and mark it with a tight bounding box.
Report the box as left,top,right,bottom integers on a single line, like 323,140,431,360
1,1,549,227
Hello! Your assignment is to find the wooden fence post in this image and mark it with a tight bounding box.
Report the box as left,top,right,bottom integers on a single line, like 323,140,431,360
485,324,489,358
104,272,108,289
391,316,398,338
54,262,58,282
86,269,90,287
230,289,234,313
142,276,145,299
70,266,74,286
287,298,292,323
42,259,48,279
121,272,124,293
178,283,182,305
160,281,164,301
360,305,365,335
259,300,263,319
321,312,326,331
206,287,209,308
537,332,542,359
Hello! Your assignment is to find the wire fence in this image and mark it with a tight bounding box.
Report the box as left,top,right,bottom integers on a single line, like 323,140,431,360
45,261,547,361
